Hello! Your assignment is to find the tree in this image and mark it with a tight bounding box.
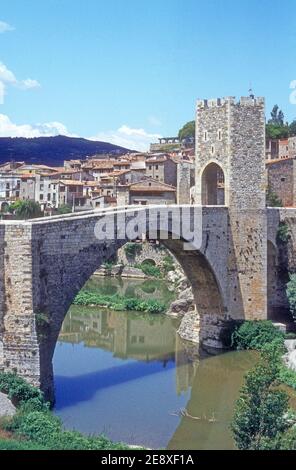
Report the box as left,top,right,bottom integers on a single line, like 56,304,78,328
178,121,195,141
269,105,284,126
289,120,296,137
9,200,42,219
266,105,289,140
231,341,290,450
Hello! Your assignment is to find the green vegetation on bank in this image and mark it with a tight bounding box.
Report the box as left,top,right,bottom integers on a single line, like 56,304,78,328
231,320,296,391
135,262,161,278
231,340,296,450
231,320,284,351
73,291,166,314
0,372,130,450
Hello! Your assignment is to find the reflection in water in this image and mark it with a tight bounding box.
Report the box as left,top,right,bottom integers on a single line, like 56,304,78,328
53,277,256,449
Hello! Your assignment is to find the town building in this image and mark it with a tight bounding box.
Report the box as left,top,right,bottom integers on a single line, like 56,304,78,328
117,178,176,206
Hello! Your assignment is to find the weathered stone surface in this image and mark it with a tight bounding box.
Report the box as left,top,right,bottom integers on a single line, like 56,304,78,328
284,339,296,353
121,266,146,278
0,392,15,417
283,339,296,372
110,264,123,276
178,311,200,343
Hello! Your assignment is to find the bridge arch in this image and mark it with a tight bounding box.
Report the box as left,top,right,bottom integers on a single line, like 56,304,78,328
0,206,230,402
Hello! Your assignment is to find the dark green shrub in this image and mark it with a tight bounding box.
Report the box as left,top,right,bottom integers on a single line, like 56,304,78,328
0,439,48,450
124,243,142,258
162,255,175,273
0,372,44,407
138,263,161,278
276,222,290,244
231,341,290,450
231,320,284,351
286,273,296,321
16,411,62,442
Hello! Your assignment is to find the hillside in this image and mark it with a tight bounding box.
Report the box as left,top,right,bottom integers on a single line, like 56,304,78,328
0,135,132,166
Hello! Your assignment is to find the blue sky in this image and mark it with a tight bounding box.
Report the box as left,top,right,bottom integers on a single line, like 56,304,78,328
0,0,296,150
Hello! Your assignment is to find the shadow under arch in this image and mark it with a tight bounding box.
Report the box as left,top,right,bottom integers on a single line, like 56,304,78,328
201,162,225,206
36,232,226,402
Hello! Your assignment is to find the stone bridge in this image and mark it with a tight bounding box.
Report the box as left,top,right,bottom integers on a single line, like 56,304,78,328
0,204,295,401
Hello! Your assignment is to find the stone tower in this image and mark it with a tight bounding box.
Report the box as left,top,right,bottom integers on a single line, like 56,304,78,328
195,96,267,320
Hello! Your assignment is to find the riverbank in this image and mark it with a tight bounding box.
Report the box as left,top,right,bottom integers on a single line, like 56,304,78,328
0,372,133,450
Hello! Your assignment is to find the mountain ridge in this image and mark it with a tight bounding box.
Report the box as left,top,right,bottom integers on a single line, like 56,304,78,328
0,135,133,166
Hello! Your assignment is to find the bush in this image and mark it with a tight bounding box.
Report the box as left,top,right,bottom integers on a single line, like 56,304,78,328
10,411,129,450
279,365,296,390
137,263,161,278
231,320,284,351
73,291,166,314
0,372,45,407
276,222,290,244
124,243,142,258
286,273,296,321
162,255,175,273
231,341,291,450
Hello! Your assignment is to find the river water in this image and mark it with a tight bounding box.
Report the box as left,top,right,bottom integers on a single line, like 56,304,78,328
53,276,257,450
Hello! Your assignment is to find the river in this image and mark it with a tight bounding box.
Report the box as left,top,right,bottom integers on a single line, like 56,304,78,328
53,276,257,450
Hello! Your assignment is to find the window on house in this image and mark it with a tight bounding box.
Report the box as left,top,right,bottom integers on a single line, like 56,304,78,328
218,130,222,141
6,183,10,189
204,131,208,141
155,165,158,170
5,191,9,198
131,336,137,344
40,184,44,191
16,191,19,197
40,194,43,200
149,165,152,170
211,145,215,155
139,336,145,343
47,194,51,201
281,177,286,182
156,175,159,179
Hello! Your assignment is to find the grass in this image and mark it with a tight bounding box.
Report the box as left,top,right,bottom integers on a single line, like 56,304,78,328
73,291,166,313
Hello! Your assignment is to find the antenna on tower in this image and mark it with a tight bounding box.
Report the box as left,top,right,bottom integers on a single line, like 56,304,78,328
248,82,255,99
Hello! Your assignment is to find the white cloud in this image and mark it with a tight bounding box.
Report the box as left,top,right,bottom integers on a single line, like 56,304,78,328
19,78,41,90
0,61,40,103
0,21,14,34
0,62,17,84
90,125,162,151
0,114,77,138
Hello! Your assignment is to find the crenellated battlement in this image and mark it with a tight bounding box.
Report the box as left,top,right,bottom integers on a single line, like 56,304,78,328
196,96,265,109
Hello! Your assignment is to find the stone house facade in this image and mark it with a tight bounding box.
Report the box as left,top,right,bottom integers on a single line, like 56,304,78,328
266,157,296,207
145,155,177,186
